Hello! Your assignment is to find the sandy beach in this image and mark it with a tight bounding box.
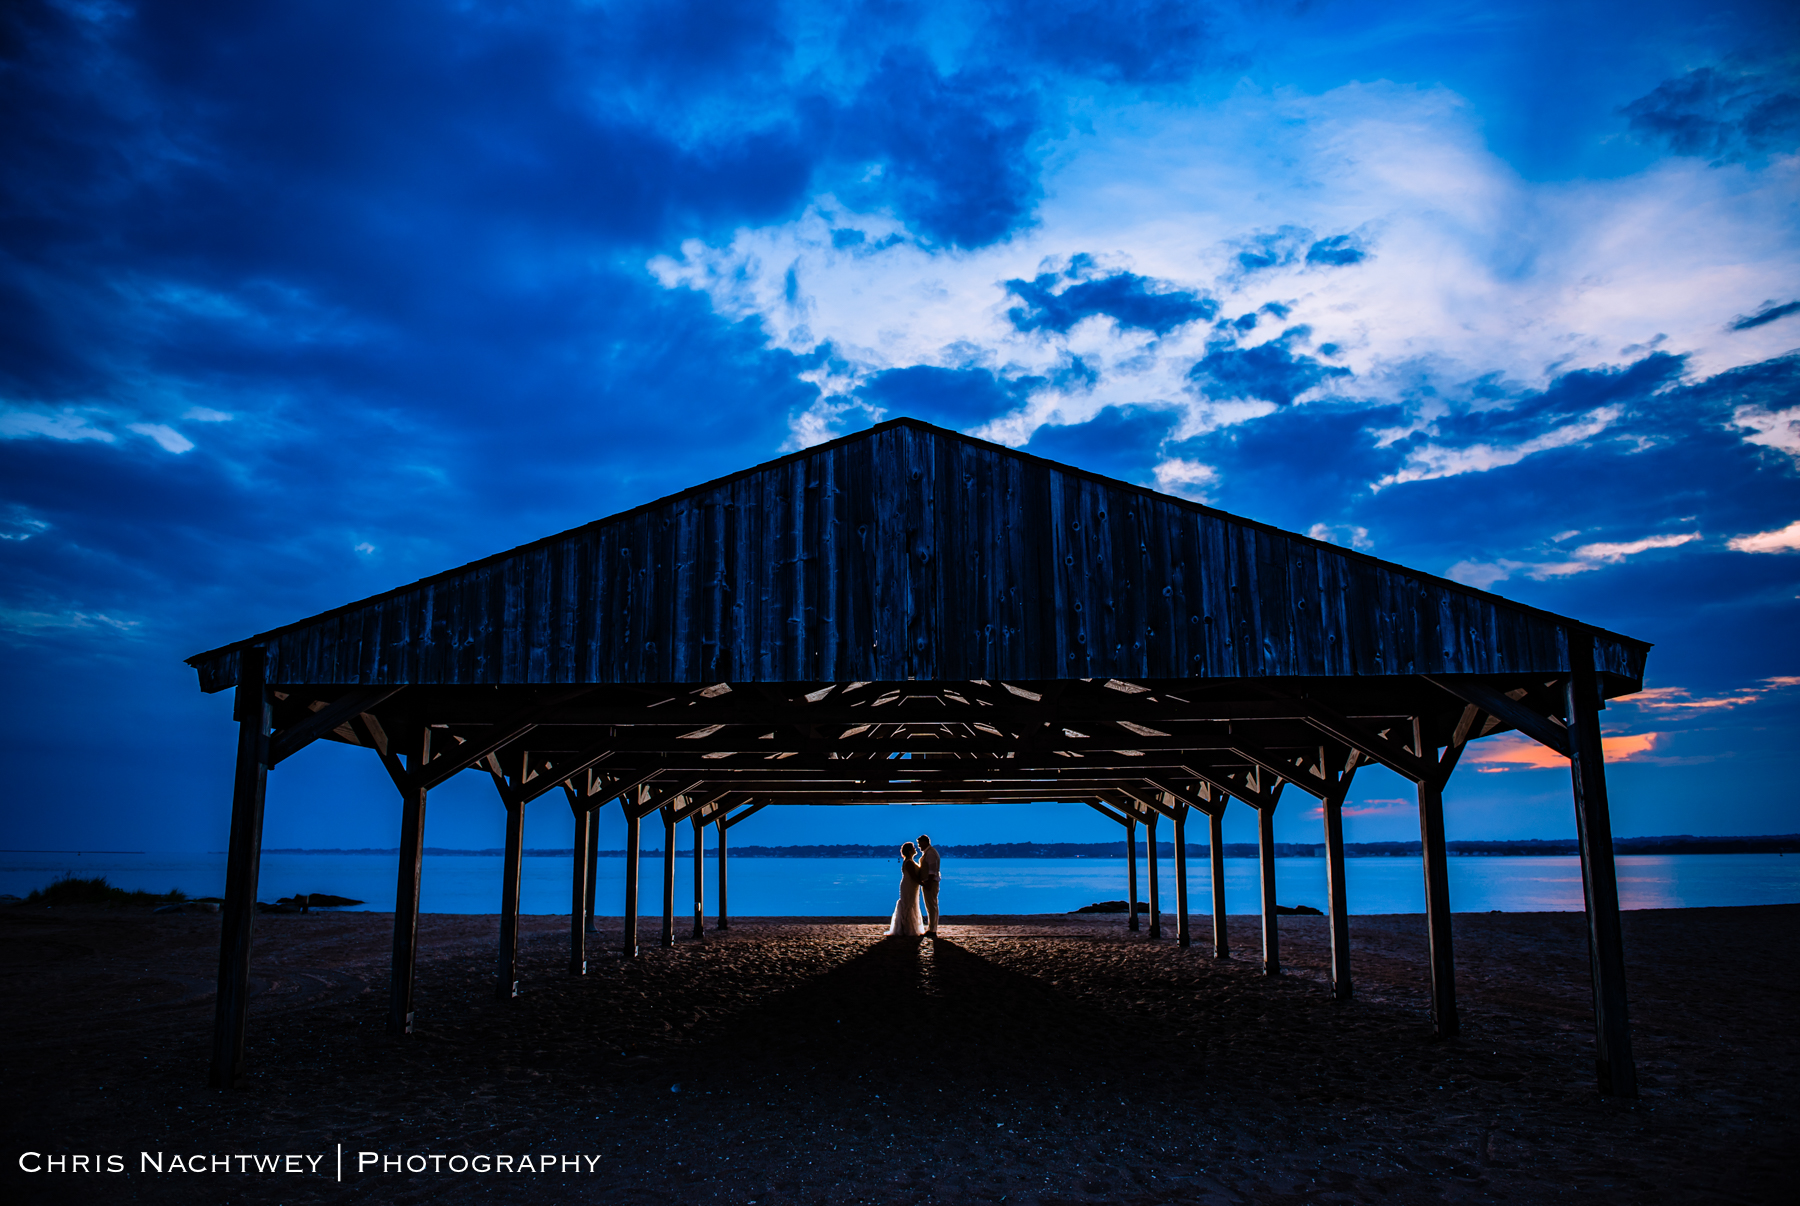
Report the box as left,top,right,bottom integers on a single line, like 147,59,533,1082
1,903,1793,1204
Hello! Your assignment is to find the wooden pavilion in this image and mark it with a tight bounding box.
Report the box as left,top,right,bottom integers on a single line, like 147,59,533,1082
187,417,1647,1096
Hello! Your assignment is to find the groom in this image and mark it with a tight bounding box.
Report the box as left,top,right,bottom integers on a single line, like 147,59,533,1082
917,834,940,936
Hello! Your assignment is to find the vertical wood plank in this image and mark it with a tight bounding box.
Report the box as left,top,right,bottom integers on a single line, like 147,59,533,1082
1210,805,1229,959
1324,789,1352,1000
1258,804,1279,975
1172,804,1190,949
622,805,641,959
210,647,271,1089
691,813,706,941
569,800,589,975
1567,642,1637,1096
389,727,430,1034
661,805,676,949
1126,814,1139,932
716,817,729,931
497,794,524,1000
1418,777,1458,1035
1146,810,1162,939
585,805,599,934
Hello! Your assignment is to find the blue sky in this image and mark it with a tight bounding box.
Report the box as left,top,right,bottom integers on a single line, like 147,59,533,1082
2,0,1797,859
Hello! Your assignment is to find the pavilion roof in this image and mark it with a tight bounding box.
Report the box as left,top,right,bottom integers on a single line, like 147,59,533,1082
186,418,1648,695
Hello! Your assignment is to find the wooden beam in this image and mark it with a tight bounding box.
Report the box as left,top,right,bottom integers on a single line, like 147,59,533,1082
1084,798,1129,827
1566,649,1637,1096
629,778,705,821
352,712,409,795
1418,777,1457,1036
691,812,706,942
660,804,676,949
1209,805,1229,960
1257,803,1279,976
567,786,589,976
210,646,271,1090
1126,815,1139,932
388,726,430,1035
1283,696,1440,784
1143,777,1218,816
1425,676,1571,759
716,817,729,931
417,687,594,792
584,807,599,934
497,794,524,1000
1146,810,1162,940
268,686,404,766
1322,774,1355,1000
622,808,641,959
1172,801,1190,950
723,801,767,829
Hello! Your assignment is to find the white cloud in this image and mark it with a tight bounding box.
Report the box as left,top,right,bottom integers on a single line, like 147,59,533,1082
1152,457,1218,501
0,609,140,636
183,406,234,422
353,542,377,555
1728,520,1800,553
649,81,1800,456
1372,406,1623,490
1733,404,1800,461
126,422,195,454
1445,559,1521,590
0,507,49,541
1446,531,1699,587
1562,532,1701,565
1307,522,1372,549
0,407,116,443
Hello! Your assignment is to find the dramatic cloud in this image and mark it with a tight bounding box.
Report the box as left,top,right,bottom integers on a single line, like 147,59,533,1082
1621,62,1800,163
1005,260,1217,336
1729,520,1800,552
1733,403,1800,461
1468,731,1663,773
4,0,1798,850
1731,299,1800,331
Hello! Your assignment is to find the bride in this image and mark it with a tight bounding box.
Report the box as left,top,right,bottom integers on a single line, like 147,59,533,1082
886,842,925,937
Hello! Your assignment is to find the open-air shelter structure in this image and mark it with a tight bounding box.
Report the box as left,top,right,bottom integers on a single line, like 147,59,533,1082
188,418,1647,1097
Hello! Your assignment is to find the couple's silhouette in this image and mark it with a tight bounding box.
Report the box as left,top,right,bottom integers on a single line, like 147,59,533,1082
885,833,940,937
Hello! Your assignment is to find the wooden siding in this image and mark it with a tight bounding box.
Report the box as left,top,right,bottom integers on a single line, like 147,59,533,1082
189,421,1649,691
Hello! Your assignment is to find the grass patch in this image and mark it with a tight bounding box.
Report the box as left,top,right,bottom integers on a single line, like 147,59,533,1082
23,874,187,907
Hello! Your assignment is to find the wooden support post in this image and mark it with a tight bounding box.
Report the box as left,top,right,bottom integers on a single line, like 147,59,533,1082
1567,655,1637,1096
569,805,590,976
660,805,676,949
1126,815,1140,932
1146,811,1162,939
388,728,430,1035
1418,778,1457,1036
1257,805,1279,975
210,647,271,1089
584,809,599,934
716,818,729,931
497,797,524,1000
1172,804,1190,949
1323,790,1352,1000
1210,806,1229,959
622,808,641,959
691,813,706,941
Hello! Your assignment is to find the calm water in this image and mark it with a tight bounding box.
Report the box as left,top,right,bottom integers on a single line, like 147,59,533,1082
3,851,1797,916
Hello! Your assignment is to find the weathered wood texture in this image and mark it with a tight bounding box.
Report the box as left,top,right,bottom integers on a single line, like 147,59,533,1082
188,420,1648,693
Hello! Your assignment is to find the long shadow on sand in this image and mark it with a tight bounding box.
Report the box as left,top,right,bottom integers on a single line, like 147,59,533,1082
664,936,1156,1094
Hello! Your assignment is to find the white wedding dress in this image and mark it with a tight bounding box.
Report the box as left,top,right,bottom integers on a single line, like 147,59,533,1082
886,859,925,937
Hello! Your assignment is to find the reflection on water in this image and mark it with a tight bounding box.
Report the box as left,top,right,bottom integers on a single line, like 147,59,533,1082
1,851,1796,916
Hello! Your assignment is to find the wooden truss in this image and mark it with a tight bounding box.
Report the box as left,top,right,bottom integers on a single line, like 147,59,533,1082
210,662,1638,1101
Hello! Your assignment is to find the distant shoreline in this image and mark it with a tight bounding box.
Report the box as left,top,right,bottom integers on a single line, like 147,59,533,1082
250,835,1800,859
